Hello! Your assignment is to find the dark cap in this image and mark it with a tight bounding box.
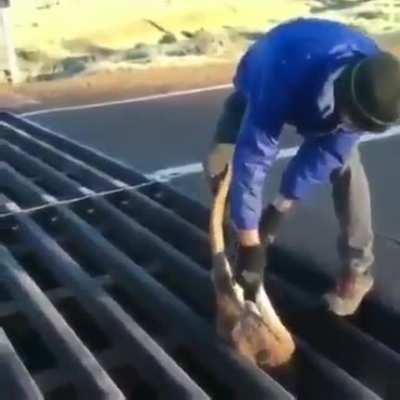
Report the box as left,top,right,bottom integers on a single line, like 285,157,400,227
335,52,400,132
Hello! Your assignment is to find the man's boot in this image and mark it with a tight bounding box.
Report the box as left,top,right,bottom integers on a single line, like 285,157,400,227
324,270,374,316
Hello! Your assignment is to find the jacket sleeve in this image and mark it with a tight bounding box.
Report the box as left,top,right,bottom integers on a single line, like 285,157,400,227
280,130,360,200
230,104,286,230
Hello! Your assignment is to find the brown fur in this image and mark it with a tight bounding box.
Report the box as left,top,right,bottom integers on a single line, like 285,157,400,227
209,164,295,369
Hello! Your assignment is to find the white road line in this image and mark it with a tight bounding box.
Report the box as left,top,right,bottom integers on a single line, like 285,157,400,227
19,106,400,185
20,84,233,117
147,126,400,182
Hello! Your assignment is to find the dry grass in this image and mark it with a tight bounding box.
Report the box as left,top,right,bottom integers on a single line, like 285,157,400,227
0,0,398,108
10,0,307,58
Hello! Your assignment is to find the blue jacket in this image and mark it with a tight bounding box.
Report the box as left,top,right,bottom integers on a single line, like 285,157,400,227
231,18,380,230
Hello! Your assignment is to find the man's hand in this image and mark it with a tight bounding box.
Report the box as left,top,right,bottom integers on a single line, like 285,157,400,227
235,244,265,301
234,197,296,300
260,197,296,243
237,196,296,247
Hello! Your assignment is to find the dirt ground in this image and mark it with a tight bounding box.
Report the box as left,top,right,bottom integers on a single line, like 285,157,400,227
0,61,235,112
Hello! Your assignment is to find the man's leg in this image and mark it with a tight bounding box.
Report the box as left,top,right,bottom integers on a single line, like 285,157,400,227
203,90,246,260
325,148,374,316
203,90,246,192
203,90,247,216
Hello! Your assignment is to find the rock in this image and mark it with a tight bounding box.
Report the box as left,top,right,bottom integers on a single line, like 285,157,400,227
194,29,233,55
356,11,386,20
159,33,177,44
134,43,148,50
61,56,90,75
17,49,49,64
192,29,217,54
165,48,188,57
125,49,151,61
181,30,195,39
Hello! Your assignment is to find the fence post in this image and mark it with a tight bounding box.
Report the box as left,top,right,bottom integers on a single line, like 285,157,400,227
0,1,20,84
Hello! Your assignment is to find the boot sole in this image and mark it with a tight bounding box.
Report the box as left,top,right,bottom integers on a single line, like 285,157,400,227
324,276,374,317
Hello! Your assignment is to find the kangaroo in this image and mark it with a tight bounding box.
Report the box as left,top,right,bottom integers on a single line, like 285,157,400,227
209,164,295,369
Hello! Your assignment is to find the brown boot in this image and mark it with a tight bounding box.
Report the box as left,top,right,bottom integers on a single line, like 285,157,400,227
324,271,374,316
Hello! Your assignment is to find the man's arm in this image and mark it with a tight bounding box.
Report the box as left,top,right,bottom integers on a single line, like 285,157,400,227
229,102,291,300
230,105,285,246
280,130,361,201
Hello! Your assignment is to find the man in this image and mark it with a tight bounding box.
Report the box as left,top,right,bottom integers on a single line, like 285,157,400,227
204,18,400,316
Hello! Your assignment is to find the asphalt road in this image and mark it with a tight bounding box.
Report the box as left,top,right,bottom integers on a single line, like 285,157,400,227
24,88,400,312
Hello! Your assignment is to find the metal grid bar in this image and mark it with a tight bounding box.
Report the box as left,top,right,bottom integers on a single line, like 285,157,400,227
115,200,400,397
51,210,292,399
0,162,292,398
2,113,147,186
31,201,293,397
0,275,113,319
269,275,400,398
34,348,121,394
0,123,122,191
0,113,397,399
3,165,385,398
295,339,381,400
7,188,208,399
0,328,44,400
138,181,400,354
2,113,147,185
111,170,400,398
0,244,124,400
78,199,395,398
109,178,400,396
0,142,209,263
